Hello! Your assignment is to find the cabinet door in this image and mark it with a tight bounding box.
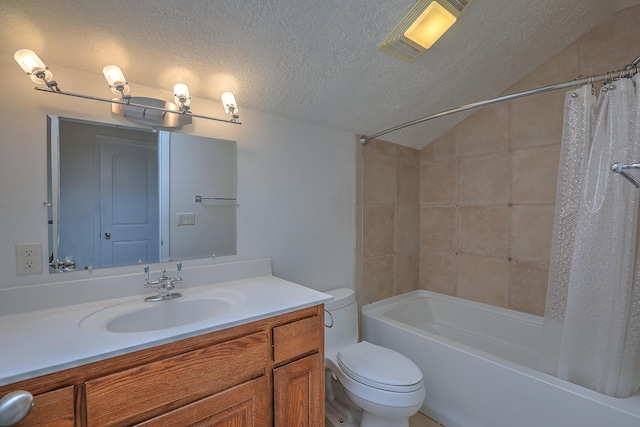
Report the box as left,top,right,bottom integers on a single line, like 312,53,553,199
273,353,324,427
135,376,270,427
13,386,74,427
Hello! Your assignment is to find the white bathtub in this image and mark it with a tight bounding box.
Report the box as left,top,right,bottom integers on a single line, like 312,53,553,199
361,290,640,427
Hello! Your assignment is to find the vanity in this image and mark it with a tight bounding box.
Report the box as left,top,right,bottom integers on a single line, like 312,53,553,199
0,259,330,426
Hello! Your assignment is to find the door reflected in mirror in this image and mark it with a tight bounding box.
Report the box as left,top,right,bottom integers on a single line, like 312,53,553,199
48,116,237,273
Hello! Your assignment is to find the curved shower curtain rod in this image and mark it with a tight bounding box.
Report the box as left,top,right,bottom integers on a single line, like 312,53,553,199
359,53,640,146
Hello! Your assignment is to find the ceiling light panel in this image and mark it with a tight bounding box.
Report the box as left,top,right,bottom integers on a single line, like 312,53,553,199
380,0,475,63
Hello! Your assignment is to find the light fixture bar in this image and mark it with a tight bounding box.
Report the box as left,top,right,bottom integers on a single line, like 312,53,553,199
15,49,241,127
33,87,241,125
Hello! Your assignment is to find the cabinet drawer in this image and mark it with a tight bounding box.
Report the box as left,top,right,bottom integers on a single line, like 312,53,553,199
86,331,268,426
14,386,74,427
135,376,270,427
273,315,323,364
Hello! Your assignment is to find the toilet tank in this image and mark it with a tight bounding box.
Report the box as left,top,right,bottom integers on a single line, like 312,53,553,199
324,288,359,356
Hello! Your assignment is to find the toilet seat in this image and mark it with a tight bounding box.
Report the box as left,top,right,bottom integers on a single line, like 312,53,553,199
337,341,423,393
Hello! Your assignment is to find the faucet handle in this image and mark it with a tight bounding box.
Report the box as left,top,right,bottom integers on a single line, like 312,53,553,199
177,262,183,281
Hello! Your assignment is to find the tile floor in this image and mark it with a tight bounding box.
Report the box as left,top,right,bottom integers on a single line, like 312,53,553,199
410,412,444,427
325,412,442,427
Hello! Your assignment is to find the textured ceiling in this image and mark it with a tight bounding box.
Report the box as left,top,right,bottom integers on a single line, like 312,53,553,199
1,0,639,148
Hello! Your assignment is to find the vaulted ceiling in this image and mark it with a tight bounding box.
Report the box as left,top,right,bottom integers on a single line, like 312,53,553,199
2,0,639,148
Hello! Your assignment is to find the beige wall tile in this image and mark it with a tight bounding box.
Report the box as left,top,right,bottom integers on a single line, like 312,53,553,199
458,153,509,205
355,201,363,253
396,253,419,294
511,144,561,204
510,90,565,149
396,144,420,162
396,205,420,254
458,103,509,157
363,150,395,205
422,128,456,161
421,159,456,206
363,255,395,304
510,261,549,316
420,206,456,251
509,43,580,92
458,206,510,257
578,7,640,77
457,254,509,307
363,205,395,257
356,141,363,205
397,158,420,205
419,251,457,295
363,138,396,156
511,204,555,263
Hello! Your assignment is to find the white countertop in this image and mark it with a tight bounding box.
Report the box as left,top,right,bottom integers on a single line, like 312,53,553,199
1,275,331,386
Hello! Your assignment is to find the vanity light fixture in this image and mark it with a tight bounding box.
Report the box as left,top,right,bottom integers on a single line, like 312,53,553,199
14,49,241,128
103,65,131,97
13,49,59,91
221,91,239,121
379,0,475,63
173,83,191,111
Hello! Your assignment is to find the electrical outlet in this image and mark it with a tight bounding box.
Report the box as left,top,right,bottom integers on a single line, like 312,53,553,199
16,243,43,275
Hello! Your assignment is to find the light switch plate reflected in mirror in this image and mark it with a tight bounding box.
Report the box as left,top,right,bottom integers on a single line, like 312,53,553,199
176,213,196,226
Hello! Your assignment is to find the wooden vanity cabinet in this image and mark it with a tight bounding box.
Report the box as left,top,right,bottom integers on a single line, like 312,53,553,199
0,304,324,427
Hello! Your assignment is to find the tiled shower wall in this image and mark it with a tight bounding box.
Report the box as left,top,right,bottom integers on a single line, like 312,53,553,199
355,139,420,305
356,6,640,315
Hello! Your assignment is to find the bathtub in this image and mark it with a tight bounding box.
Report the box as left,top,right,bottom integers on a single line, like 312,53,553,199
361,290,640,427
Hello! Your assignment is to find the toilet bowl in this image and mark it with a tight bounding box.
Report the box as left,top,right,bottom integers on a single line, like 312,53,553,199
324,288,425,427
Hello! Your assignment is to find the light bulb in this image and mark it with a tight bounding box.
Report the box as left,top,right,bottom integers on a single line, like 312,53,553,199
14,49,53,83
220,92,238,115
173,83,191,109
102,65,130,95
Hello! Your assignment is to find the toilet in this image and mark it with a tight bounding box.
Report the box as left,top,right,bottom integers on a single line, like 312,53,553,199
324,288,425,427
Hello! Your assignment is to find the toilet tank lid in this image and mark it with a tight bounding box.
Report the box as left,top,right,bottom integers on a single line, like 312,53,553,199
324,287,356,310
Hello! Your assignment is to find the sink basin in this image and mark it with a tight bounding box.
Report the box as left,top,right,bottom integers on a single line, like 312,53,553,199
105,298,231,333
80,290,245,333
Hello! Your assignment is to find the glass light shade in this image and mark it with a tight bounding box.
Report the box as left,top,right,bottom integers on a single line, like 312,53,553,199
404,1,457,49
14,49,52,83
173,83,191,107
102,65,130,95
220,92,238,115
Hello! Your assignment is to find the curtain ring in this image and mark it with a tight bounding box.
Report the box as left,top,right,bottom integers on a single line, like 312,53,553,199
324,309,334,328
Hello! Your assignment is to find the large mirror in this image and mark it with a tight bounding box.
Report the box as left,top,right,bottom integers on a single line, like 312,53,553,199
48,116,237,273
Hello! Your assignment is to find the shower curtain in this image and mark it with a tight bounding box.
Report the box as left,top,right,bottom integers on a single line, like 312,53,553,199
539,76,640,398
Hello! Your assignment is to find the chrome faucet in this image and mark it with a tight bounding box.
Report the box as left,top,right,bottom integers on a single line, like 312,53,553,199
144,263,183,302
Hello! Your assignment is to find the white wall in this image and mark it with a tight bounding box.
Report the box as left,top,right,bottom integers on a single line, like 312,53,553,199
0,53,355,293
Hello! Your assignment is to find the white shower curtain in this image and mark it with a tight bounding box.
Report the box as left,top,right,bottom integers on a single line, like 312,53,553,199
539,76,640,398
